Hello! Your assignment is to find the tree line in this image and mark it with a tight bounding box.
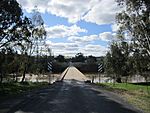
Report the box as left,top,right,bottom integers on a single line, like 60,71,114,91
0,0,149,84
0,0,49,83
104,0,150,83
53,53,103,73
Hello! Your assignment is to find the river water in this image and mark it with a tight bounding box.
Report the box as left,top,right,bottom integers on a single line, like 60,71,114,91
85,74,148,83
16,74,148,83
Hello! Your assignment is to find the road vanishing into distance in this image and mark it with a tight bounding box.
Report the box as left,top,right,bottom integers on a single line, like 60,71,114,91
1,67,142,113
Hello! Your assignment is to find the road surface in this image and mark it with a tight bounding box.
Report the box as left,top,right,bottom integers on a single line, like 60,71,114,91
0,67,142,113
62,66,89,81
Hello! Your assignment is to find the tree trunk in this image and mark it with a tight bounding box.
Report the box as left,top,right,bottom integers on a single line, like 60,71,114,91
116,77,122,83
21,64,27,82
113,75,116,86
21,53,30,83
0,73,3,83
145,76,149,94
15,74,18,82
92,76,94,83
12,73,15,81
125,76,128,86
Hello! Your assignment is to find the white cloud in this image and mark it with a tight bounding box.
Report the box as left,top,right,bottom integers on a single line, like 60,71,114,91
46,41,79,51
99,32,113,42
47,0,93,23
82,44,108,56
68,35,98,43
46,41,107,56
46,25,87,38
16,0,121,56
82,0,121,25
17,0,92,23
111,23,123,32
17,0,50,13
17,0,122,25
99,32,125,42
46,41,80,56
111,24,119,32
68,32,115,43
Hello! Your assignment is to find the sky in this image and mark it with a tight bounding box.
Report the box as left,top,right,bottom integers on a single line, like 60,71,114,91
17,0,122,57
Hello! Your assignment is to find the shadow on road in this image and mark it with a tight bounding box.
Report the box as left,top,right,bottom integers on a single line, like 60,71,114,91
0,80,142,113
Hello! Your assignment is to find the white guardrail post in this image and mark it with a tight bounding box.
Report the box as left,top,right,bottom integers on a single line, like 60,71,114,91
48,62,52,84
98,63,103,83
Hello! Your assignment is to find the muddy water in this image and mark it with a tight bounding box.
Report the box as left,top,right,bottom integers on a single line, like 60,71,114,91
85,74,148,83
17,73,147,83
17,74,61,83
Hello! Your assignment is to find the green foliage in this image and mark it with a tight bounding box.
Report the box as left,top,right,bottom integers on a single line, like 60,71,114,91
104,52,114,76
55,55,66,62
104,0,150,83
0,82,48,96
86,55,97,64
0,0,34,82
72,53,86,62
116,0,150,55
0,0,32,50
104,41,133,82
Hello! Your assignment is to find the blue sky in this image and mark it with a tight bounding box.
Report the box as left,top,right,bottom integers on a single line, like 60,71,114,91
17,0,121,57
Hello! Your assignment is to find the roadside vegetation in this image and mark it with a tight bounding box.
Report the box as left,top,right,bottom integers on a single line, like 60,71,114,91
0,1,149,112
101,0,150,90
97,1,150,112
97,83,150,113
0,82,48,97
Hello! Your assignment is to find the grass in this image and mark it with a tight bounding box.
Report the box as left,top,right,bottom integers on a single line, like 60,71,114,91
103,83,149,93
97,83,150,113
0,82,49,97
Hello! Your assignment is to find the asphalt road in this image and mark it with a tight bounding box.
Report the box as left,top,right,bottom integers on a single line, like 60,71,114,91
0,67,142,113
4,80,141,113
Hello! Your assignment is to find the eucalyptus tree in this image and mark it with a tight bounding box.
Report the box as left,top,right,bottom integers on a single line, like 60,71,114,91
104,42,122,84
104,52,114,78
0,0,22,49
116,0,150,83
20,6,46,82
132,47,150,82
110,42,125,83
116,0,150,55
0,0,33,82
32,7,46,75
104,41,133,84
0,0,31,50
119,41,136,83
